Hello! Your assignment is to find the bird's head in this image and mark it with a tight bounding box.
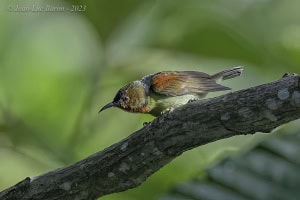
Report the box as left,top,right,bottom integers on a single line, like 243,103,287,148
99,81,147,114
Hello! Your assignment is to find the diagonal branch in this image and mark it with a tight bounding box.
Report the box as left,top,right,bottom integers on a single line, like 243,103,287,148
1,74,300,200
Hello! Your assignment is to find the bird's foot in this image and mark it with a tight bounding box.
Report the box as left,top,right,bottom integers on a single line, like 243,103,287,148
282,72,297,78
188,98,197,103
143,122,151,127
160,107,175,116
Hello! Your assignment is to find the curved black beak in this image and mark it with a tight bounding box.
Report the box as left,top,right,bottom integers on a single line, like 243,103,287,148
98,102,116,113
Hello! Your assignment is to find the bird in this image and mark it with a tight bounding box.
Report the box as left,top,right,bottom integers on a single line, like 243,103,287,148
99,66,243,117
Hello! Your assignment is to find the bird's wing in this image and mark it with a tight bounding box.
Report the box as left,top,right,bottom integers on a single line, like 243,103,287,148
150,71,230,96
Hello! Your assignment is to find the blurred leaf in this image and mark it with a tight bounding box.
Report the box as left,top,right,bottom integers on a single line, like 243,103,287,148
159,132,300,200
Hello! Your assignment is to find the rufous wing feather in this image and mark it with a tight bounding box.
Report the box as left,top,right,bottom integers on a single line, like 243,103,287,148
150,71,230,96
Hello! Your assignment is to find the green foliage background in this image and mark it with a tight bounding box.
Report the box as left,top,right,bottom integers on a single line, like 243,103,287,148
0,0,300,199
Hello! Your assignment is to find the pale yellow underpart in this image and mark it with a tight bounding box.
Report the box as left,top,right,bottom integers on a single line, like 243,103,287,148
147,93,204,116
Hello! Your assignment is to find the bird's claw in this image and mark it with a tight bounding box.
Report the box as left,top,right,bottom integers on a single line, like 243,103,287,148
188,98,197,103
143,122,151,126
160,107,175,116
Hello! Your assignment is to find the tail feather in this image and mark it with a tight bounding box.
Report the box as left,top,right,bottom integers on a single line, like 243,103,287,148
211,66,243,81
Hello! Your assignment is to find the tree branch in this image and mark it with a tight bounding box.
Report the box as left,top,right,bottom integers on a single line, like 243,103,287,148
1,74,300,200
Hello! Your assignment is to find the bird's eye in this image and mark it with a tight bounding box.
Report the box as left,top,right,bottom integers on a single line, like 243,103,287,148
123,96,129,102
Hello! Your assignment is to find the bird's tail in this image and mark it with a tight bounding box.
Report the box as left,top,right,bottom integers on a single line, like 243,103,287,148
211,66,243,81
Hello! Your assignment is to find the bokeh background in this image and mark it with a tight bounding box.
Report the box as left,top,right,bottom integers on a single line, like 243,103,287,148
1,0,300,199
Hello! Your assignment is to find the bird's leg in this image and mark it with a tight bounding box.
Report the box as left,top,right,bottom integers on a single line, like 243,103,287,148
188,98,197,103
160,107,175,116
143,122,151,126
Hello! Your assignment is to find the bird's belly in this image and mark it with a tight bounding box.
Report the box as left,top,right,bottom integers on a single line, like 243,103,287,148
148,94,201,116
157,94,197,106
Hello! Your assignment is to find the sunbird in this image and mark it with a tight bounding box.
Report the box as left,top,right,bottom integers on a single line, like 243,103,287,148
99,67,243,116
